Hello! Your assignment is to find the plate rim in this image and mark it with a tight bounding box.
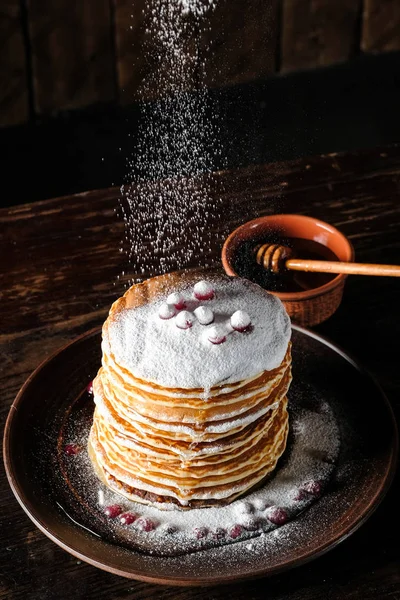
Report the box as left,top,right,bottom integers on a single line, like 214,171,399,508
3,325,399,586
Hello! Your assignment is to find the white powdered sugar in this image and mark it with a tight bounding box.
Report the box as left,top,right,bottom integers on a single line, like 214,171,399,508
106,277,291,390
61,393,340,557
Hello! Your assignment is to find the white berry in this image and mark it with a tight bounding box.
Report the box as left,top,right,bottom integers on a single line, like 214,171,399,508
194,306,214,325
193,280,214,301
175,311,194,330
253,498,270,511
230,310,251,332
159,303,175,320
167,292,185,309
207,325,226,345
234,501,255,516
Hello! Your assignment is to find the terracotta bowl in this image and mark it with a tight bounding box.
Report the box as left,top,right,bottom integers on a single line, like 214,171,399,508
221,214,355,327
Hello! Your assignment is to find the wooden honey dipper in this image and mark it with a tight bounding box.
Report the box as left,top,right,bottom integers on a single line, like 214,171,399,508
254,243,400,277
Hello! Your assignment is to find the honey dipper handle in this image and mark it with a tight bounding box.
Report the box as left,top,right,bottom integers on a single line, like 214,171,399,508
286,258,400,277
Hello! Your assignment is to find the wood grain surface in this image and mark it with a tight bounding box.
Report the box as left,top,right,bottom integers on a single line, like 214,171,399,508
200,0,279,87
1,145,399,599
0,0,28,126
27,0,115,114
113,0,151,103
2,0,400,126
114,0,201,102
281,0,362,72
362,0,400,53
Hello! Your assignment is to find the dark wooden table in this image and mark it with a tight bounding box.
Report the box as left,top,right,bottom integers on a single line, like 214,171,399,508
1,145,399,599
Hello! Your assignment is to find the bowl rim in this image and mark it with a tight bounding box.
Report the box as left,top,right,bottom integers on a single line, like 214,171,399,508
221,214,355,301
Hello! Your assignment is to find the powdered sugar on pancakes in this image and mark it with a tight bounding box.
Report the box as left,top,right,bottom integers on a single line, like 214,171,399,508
104,274,291,391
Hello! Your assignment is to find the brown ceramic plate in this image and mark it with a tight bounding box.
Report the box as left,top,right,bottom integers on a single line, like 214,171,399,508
3,326,398,586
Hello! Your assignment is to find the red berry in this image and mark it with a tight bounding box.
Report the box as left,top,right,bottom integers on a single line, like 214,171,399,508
230,310,251,332
167,292,186,310
160,523,178,534
243,517,264,531
193,281,214,301
159,303,175,320
238,501,255,514
104,504,123,519
207,325,226,345
175,311,193,330
209,335,226,345
302,480,322,496
212,527,226,540
136,517,156,532
194,290,214,301
119,512,137,525
64,443,81,456
194,527,208,539
235,325,251,333
229,524,243,539
293,488,308,502
253,498,270,511
194,306,214,325
87,381,93,395
266,507,288,525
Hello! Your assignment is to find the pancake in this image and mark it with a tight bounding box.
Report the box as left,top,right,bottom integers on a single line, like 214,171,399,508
89,270,292,509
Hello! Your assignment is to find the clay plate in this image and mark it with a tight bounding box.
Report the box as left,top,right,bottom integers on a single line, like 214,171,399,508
3,326,398,586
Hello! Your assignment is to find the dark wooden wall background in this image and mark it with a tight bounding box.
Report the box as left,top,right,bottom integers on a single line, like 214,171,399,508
1,0,400,128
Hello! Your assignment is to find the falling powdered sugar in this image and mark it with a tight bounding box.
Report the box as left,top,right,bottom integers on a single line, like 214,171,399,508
119,0,223,282
177,0,216,17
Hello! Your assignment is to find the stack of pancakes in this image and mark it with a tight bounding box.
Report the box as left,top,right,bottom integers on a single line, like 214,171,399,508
89,270,292,509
